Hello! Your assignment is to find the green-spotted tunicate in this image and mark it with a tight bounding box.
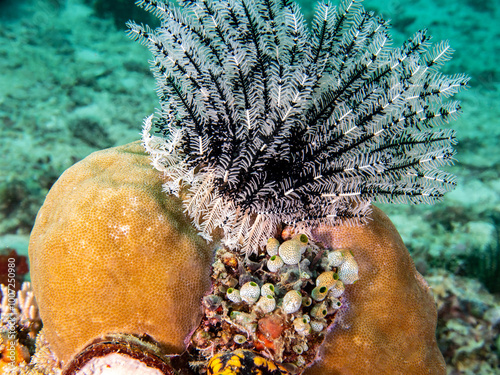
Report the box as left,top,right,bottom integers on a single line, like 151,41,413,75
256,295,276,314
261,283,275,297
311,303,328,319
338,252,359,284
311,286,328,301
327,250,345,267
278,240,302,265
292,233,309,254
226,288,242,303
267,255,284,272
329,296,342,310
240,281,260,304
329,280,345,298
315,271,338,289
302,295,312,307
282,290,302,314
266,238,280,256
310,320,324,332
293,316,311,335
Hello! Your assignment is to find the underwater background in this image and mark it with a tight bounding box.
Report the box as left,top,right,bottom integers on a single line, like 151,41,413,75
0,0,498,373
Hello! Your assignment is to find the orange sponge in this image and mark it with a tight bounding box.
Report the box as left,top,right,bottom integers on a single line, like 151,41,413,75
28,142,215,364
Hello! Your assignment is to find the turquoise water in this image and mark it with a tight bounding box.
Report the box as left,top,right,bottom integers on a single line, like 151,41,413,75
0,0,498,373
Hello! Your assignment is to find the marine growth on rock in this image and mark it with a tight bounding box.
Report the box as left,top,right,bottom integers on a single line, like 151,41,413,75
129,0,469,254
190,233,358,373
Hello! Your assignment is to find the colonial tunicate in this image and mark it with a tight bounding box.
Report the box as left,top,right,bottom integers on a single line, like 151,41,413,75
266,238,280,256
261,283,275,297
240,282,260,304
226,288,242,303
190,233,360,373
282,290,302,314
338,251,359,284
256,295,276,314
267,255,284,272
315,271,337,290
311,286,328,302
278,240,302,265
327,250,345,267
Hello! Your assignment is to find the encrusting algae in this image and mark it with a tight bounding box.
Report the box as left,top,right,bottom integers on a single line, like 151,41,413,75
0,0,470,373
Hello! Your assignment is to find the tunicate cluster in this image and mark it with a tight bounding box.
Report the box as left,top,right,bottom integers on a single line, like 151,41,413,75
192,234,359,372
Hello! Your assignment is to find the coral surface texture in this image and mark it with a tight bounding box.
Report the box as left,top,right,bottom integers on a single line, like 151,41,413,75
28,142,215,364
306,207,446,374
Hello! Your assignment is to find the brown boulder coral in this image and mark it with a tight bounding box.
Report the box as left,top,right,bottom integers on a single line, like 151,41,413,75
28,142,215,365
304,207,446,374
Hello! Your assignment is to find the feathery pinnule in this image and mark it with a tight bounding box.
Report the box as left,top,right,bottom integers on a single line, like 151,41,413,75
128,0,468,254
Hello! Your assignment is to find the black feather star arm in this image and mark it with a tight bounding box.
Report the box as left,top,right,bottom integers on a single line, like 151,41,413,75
127,0,469,254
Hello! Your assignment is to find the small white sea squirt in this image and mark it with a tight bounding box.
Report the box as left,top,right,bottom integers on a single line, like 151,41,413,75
337,251,359,284
327,250,346,267
282,290,302,314
240,282,260,304
261,283,275,297
267,255,284,272
256,295,276,314
226,288,242,303
266,238,280,256
278,240,302,265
